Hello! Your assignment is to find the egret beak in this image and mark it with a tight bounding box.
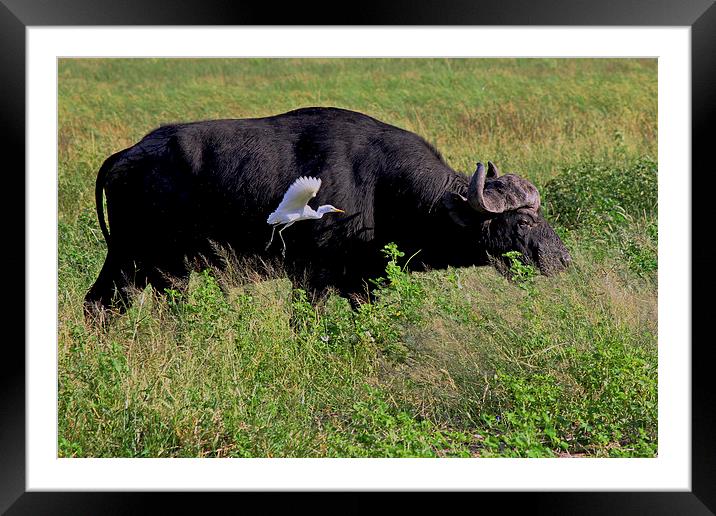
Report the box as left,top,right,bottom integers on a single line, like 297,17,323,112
335,208,345,213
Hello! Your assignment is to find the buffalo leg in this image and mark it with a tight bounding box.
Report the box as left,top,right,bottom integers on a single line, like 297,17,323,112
84,252,135,320
337,278,375,309
145,261,190,300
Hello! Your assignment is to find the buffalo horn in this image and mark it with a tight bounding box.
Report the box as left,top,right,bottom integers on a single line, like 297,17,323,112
467,161,541,214
468,162,502,213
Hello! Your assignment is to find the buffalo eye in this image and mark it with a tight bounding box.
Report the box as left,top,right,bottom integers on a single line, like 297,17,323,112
517,219,531,228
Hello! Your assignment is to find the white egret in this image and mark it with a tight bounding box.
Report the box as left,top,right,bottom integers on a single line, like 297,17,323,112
266,176,344,257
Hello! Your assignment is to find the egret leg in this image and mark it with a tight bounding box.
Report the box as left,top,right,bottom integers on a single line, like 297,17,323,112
265,225,278,251
278,222,294,258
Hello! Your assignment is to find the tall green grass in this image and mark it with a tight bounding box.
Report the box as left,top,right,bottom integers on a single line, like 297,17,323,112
58,58,657,457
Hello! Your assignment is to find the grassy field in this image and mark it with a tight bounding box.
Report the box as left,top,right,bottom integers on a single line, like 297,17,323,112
58,58,658,458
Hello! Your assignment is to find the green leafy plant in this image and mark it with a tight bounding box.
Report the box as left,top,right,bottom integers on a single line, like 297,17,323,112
502,250,539,292
544,155,657,231
544,156,657,277
325,386,471,457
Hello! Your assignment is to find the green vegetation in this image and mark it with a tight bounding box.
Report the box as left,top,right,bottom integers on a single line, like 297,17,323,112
58,58,657,458
544,155,658,276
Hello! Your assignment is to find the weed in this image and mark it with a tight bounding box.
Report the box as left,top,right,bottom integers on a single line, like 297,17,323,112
325,386,471,457
544,156,657,278
502,250,539,292
544,156,657,231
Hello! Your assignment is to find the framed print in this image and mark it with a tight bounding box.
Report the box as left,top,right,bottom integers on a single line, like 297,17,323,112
4,0,715,513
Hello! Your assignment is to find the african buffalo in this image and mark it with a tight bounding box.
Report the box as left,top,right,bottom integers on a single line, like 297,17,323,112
84,107,570,316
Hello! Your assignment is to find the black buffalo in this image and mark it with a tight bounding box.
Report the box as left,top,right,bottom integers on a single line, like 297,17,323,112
84,107,571,315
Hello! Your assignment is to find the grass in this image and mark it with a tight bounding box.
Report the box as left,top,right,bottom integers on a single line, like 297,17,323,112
58,58,657,458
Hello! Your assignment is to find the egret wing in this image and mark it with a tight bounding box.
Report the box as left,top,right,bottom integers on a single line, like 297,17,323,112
272,176,322,214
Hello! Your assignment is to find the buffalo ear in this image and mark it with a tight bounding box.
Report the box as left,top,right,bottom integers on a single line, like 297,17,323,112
442,192,476,227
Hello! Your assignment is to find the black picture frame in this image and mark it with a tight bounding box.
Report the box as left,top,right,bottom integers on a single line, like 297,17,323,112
3,0,714,513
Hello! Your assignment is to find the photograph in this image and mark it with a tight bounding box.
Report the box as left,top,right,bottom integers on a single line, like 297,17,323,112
0,0,709,506
57,57,658,459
